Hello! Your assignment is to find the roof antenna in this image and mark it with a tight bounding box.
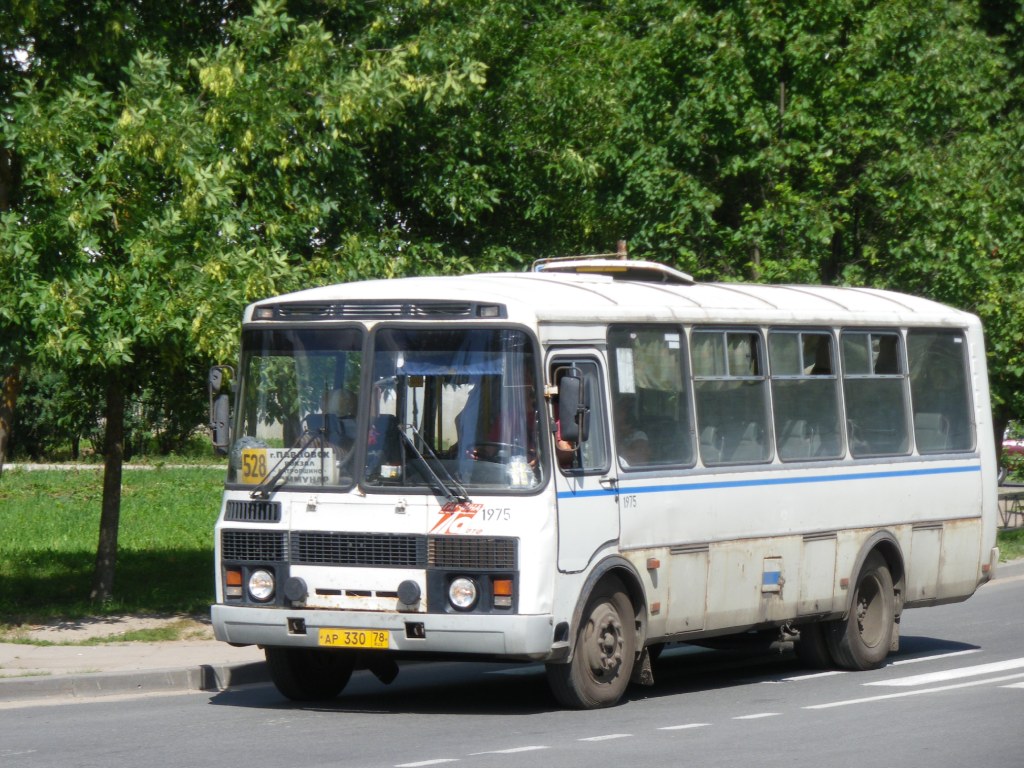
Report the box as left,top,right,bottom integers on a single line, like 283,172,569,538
617,240,628,260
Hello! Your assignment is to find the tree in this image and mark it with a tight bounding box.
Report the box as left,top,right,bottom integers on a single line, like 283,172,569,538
0,0,489,601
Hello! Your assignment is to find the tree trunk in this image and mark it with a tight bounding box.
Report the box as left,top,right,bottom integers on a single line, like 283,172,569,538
0,366,22,476
91,374,126,604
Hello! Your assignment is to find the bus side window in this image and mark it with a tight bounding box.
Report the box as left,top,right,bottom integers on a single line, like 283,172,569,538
551,360,610,473
907,330,975,453
841,331,910,457
769,331,843,461
692,329,772,466
608,325,695,469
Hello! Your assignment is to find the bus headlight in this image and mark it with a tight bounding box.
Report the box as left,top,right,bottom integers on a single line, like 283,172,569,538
248,569,276,602
448,577,478,611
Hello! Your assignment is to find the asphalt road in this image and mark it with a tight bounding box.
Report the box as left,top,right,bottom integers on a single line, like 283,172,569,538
3,564,1023,768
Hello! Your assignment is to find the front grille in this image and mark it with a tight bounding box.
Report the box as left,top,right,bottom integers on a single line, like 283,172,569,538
292,532,426,568
221,529,287,562
224,499,281,523
429,537,518,570
223,529,518,571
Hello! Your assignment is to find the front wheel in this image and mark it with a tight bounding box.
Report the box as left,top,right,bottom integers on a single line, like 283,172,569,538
546,578,637,709
265,647,355,701
825,553,896,670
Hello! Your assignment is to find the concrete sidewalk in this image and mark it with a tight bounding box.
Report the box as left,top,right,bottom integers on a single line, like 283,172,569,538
0,636,267,704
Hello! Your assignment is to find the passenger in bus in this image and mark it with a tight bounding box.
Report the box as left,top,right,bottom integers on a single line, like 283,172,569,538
615,405,650,466
554,418,576,469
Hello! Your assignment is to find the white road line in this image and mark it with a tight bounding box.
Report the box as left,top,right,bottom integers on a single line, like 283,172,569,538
733,713,780,720
395,760,460,767
778,670,847,682
1003,682,1024,690
470,747,549,755
889,649,982,666
579,734,632,742
805,671,1024,709
867,657,1024,687
658,723,711,731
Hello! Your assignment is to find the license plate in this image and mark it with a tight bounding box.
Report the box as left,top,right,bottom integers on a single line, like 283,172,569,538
318,628,390,649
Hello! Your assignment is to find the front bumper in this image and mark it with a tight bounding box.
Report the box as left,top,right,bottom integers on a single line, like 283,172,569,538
212,604,557,661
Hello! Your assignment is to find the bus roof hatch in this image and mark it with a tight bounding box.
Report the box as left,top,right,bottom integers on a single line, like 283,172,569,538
532,256,695,286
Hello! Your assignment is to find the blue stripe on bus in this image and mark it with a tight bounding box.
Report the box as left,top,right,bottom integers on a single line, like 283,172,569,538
555,463,982,500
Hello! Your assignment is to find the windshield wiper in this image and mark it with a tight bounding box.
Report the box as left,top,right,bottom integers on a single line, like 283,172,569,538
398,425,470,504
249,429,320,500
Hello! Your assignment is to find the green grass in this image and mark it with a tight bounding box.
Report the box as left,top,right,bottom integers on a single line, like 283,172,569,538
998,527,1024,562
0,467,225,621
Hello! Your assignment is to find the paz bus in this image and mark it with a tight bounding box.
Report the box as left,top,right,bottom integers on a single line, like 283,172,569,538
208,256,999,709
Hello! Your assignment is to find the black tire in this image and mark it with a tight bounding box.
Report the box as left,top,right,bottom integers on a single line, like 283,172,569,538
265,647,355,702
825,553,895,670
546,578,636,709
795,621,833,669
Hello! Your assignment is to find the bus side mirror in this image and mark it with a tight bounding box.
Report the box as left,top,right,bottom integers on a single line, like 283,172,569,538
208,366,234,455
557,373,589,444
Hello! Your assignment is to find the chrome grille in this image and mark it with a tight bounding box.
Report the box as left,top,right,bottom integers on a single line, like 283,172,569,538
221,530,287,562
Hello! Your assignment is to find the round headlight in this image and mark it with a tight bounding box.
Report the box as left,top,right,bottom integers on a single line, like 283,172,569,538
448,577,478,611
248,569,276,602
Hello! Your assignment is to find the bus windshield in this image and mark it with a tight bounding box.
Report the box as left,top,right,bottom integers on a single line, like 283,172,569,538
229,326,543,494
364,328,542,492
230,327,365,489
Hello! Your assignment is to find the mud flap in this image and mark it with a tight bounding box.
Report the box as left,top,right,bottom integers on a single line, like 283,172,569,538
630,647,655,687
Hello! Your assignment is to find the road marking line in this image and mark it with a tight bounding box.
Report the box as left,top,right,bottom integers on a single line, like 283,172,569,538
1002,682,1024,690
867,657,1024,687
658,723,710,731
733,713,780,720
805,672,1024,709
395,760,459,767
579,734,632,742
470,747,549,755
778,670,847,682
889,649,981,666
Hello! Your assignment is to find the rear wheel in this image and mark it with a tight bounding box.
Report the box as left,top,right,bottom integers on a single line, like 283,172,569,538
546,578,636,709
825,553,895,670
265,647,355,701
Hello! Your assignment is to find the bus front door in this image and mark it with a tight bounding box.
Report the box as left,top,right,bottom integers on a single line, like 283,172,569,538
551,357,619,572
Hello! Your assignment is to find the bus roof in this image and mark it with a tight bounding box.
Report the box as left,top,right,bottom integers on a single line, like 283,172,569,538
246,260,976,329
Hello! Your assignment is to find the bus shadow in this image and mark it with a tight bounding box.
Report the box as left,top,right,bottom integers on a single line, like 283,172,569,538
208,660,563,715
208,635,981,715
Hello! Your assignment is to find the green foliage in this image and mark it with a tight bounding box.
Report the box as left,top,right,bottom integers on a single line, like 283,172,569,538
2,0,1024,439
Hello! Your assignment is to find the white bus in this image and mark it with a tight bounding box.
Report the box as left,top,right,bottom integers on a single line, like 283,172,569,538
208,256,999,709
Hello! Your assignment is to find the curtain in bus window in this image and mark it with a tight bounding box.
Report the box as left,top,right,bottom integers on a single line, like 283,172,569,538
769,332,843,461
842,332,910,457
907,330,975,453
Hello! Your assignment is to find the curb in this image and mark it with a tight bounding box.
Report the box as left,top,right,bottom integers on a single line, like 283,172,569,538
0,661,268,703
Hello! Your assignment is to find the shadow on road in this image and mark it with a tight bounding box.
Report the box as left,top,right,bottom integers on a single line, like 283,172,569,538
207,633,979,716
